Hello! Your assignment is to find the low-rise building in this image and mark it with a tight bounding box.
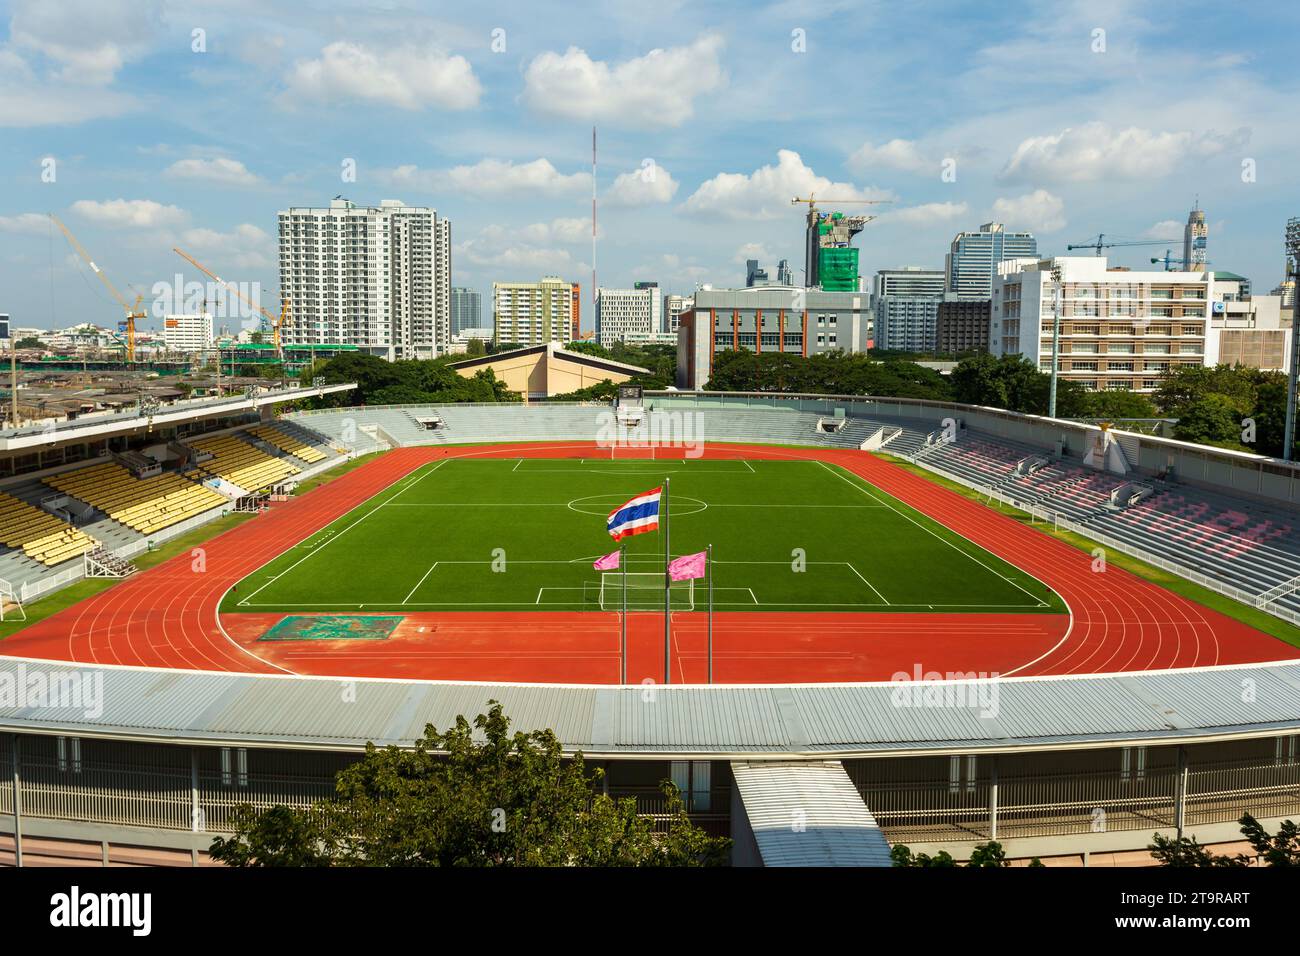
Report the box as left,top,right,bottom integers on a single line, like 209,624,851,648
676,285,871,390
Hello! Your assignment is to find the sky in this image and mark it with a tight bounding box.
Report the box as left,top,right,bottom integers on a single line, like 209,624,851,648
1,0,1297,335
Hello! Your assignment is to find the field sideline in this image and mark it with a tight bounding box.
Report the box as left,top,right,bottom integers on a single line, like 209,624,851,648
220,457,1065,615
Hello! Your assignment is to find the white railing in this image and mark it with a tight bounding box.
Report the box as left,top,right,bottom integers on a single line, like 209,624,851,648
899,451,1300,628
1256,574,1300,609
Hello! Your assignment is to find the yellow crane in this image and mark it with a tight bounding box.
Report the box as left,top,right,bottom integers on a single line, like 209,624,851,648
791,194,892,227
171,247,292,355
50,213,146,363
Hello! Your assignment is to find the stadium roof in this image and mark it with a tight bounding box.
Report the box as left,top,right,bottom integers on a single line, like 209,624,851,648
731,761,893,866
1,656,1297,758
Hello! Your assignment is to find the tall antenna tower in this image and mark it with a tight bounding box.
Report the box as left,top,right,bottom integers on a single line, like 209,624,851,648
591,127,597,338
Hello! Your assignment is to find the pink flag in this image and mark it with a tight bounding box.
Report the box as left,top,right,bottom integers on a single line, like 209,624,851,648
668,550,707,581
592,549,621,571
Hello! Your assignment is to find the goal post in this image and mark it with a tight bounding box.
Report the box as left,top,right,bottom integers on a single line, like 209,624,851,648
598,572,694,611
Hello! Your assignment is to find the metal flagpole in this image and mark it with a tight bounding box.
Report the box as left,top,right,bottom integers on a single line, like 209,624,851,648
663,476,670,685
620,543,627,684
707,543,713,684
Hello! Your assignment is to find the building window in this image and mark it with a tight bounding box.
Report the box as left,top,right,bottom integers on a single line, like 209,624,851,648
670,761,712,812
56,736,82,774
221,747,249,788
1120,746,1147,782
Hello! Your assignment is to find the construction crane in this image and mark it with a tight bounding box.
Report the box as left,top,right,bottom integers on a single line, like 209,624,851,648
791,194,892,227
1066,234,1176,256
171,247,291,356
50,213,146,363
1150,250,1212,271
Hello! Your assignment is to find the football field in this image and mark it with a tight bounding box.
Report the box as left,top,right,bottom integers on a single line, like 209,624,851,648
220,457,1064,614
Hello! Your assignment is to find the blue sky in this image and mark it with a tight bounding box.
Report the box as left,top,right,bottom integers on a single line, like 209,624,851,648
1,0,1297,334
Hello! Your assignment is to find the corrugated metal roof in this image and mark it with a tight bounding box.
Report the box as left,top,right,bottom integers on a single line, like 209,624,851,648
731,760,892,867
1,657,1298,756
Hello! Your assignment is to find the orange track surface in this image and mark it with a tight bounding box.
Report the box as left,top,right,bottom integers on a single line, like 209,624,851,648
1,442,1294,684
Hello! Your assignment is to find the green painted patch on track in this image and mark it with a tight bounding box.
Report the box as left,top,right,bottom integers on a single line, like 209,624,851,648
258,614,402,641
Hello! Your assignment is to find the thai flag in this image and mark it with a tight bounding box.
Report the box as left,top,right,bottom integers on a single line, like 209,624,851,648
607,487,662,541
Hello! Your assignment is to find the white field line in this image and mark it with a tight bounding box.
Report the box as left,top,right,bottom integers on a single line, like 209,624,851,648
815,460,1049,607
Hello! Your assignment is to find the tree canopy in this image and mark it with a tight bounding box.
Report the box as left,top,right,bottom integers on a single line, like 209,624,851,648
304,352,517,407
209,702,730,867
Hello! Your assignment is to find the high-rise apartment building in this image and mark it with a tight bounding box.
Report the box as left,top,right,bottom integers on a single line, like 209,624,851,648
450,287,481,337
871,268,945,351
596,286,665,347
278,198,451,359
946,222,1037,299
492,277,579,346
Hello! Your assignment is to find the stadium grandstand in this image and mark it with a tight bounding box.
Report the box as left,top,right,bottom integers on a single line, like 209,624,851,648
0,388,1298,868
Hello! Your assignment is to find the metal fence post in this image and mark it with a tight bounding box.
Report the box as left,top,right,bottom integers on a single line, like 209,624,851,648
11,733,22,867
989,758,999,842
1174,746,1188,838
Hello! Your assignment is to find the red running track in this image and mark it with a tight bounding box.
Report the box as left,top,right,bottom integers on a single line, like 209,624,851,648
0,442,1294,684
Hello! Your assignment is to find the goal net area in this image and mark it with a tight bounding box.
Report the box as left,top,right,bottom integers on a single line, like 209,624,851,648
594,572,694,611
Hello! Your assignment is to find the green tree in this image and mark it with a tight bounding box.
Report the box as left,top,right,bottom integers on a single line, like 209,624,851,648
1172,393,1246,448
1078,389,1158,420
1149,814,1300,867
209,702,730,867
892,840,1039,867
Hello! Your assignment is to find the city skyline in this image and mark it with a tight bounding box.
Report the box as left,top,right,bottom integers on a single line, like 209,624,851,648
1,0,1297,335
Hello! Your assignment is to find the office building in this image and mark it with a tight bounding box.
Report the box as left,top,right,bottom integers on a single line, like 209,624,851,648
596,285,665,347
450,288,482,337
278,198,451,359
946,222,1038,299
871,268,945,352
776,259,793,286
935,298,991,354
161,313,213,353
991,256,1220,393
492,277,580,347
664,294,693,334
1184,205,1209,270
745,260,769,287
676,285,870,389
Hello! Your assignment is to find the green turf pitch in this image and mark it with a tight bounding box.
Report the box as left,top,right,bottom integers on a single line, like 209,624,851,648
220,458,1065,614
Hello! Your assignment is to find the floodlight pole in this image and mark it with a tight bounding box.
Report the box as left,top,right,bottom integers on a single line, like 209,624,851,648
663,476,671,686
1284,218,1300,461
620,543,627,684
707,543,713,684
1048,263,1063,419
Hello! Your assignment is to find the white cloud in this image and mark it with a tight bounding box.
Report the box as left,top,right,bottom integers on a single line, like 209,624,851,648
70,199,187,228
9,0,161,86
1144,220,1184,240
0,212,53,235
522,35,725,128
878,201,970,226
283,42,481,111
1001,123,1251,183
164,157,261,187
733,243,771,264
475,218,594,245
605,163,679,206
384,158,589,197
176,224,274,269
683,149,891,220
456,239,577,274
991,190,1066,234
848,139,938,175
